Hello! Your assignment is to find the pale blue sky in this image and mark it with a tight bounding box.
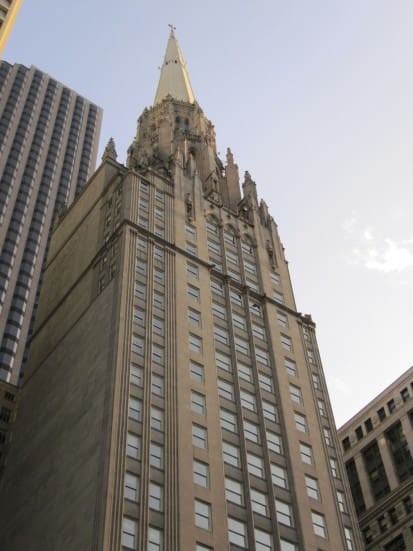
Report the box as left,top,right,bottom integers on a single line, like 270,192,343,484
4,1,413,426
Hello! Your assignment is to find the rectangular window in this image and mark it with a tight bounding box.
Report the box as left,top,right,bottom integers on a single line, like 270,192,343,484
307,349,315,364
148,526,162,550
152,317,164,336
263,401,277,423
186,224,197,239
154,247,164,262
317,399,327,417
271,272,281,285
218,379,235,401
124,472,139,502
274,291,284,304
154,225,164,238
244,260,256,275
152,344,164,365
130,364,143,387
189,333,203,354
237,362,252,382
151,374,164,397
337,490,346,512
244,420,260,443
190,361,204,383
258,372,273,393
208,239,220,254
216,350,232,372
330,457,338,477
127,433,140,459
344,528,353,551
235,336,249,356
191,391,206,415
150,442,163,469
271,464,288,489
226,250,239,265
240,390,256,412
122,517,137,549
153,292,164,310
220,409,238,433
312,372,321,389
228,518,247,548
194,500,211,531
289,384,303,404
136,261,147,275
188,308,201,327
135,281,146,299
187,262,198,279
214,325,229,345
251,489,269,517
151,407,163,431
277,311,288,328
294,413,307,433
267,431,283,454
223,442,240,467
247,453,264,478
249,299,262,317
252,323,266,341
299,442,313,465
280,334,292,352
211,279,224,297
149,482,163,511
186,241,198,255
133,307,145,326
305,476,320,500
225,478,243,505
323,427,332,446
275,500,293,527
129,397,142,422
230,290,243,307
188,284,200,302
154,206,164,220
311,511,327,538
194,460,209,487
132,335,144,356
212,302,226,320
233,312,247,330
285,358,297,377
192,424,208,448
255,347,269,366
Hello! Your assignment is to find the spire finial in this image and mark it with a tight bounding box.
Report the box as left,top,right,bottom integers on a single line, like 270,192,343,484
102,137,117,162
168,23,176,35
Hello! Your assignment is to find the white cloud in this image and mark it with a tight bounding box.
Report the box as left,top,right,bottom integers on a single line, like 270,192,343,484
364,239,413,272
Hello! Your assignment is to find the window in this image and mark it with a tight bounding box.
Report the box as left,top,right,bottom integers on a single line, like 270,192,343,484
186,241,197,255
254,528,272,550
150,442,163,469
271,272,280,285
154,292,164,310
149,482,163,511
211,279,224,297
241,240,254,255
127,433,140,459
299,442,313,465
330,457,338,477
342,436,350,451
240,390,256,411
220,409,238,433
218,379,234,401
271,464,288,489
274,291,284,303
323,427,332,446
401,387,410,402
336,490,346,512
387,399,396,413
216,350,232,371
186,224,197,240
124,472,139,502
226,250,239,265
225,477,243,505
188,308,201,327
129,397,142,422
312,372,321,389
194,500,211,530
280,334,292,351
244,420,260,443
135,281,145,299
277,311,288,328
192,424,208,448
188,285,200,302
233,312,247,330
187,262,198,279
386,421,413,483
249,299,262,317
378,406,386,421
152,374,164,397
148,527,163,551
154,247,164,262
230,290,243,307
133,307,145,326
152,344,164,365
355,426,363,440
318,399,327,417
189,333,202,354
247,453,264,478
212,302,226,320
259,372,273,393
136,261,147,276
214,325,229,345
267,431,283,454
344,528,354,551
122,517,137,549
263,401,277,423
251,490,269,517
153,317,164,336
207,239,220,254
280,540,297,551
237,362,252,382
235,336,249,356
289,384,302,404
132,335,144,356
305,476,320,500
194,460,209,487
365,418,373,432
285,358,297,377
228,518,247,548
403,495,413,514
255,348,269,366
223,442,240,467
191,392,206,415
130,364,143,387
151,407,163,431
275,500,293,527
190,361,204,383
207,220,218,235
195,544,212,551
294,413,307,433
311,511,327,538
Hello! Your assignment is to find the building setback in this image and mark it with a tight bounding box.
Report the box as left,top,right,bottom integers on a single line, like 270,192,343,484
0,61,102,384
0,0,22,54
0,31,362,550
339,367,413,550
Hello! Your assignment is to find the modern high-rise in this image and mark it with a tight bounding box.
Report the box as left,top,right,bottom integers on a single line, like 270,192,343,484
0,61,102,384
0,0,23,54
0,31,362,550
338,367,413,550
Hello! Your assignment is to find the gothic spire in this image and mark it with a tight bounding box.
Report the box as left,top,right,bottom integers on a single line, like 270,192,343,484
154,26,195,105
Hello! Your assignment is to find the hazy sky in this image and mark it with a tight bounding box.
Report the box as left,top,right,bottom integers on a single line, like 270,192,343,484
4,1,413,426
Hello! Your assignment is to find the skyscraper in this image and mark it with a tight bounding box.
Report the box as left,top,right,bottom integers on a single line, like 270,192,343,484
338,367,413,550
0,31,362,550
0,0,23,54
0,61,102,384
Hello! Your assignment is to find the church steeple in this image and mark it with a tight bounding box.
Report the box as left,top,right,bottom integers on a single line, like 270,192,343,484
154,26,195,105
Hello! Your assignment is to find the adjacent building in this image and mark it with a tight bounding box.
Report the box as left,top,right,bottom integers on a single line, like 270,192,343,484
0,31,362,550
339,367,413,550
0,61,102,384
0,0,23,54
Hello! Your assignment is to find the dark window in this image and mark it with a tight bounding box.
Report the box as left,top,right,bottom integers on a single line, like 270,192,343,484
363,526,373,544
388,399,396,413
384,534,406,551
342,436,351,451
400,388,409,403
378,407,386,421
346,459,366,514
386,422,413,483
403,495,413,514
0,407,11,423
378,514,387,533
362,441,390,501
388,507,398,525
365,418,373,432
355,426,363,441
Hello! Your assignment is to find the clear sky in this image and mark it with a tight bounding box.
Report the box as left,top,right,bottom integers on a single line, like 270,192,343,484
4,1,413,427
